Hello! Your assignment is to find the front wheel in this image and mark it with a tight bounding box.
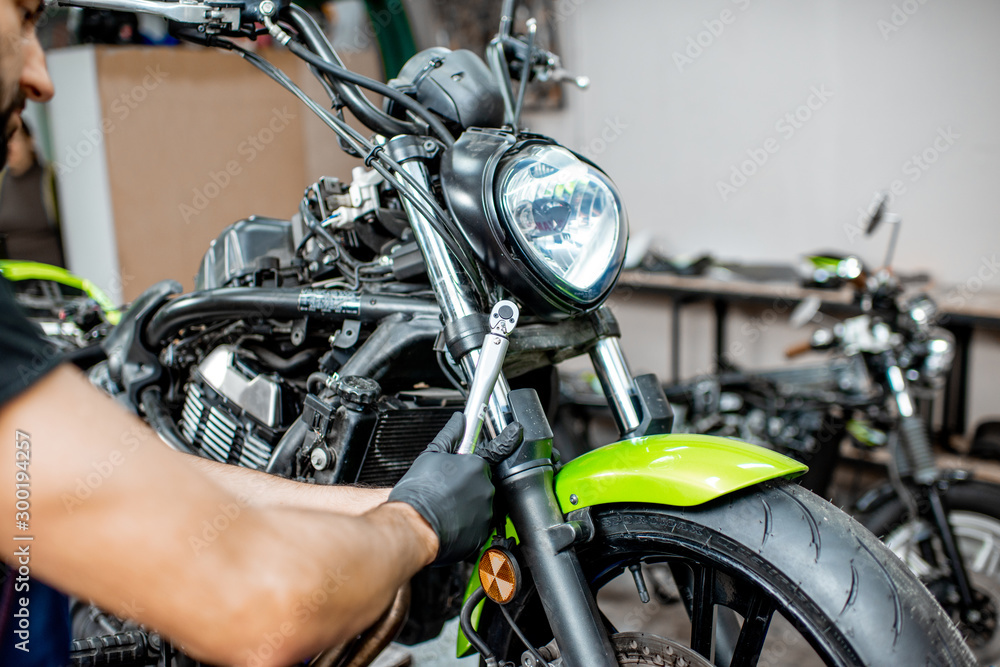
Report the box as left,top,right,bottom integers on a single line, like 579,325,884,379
480,481,972,666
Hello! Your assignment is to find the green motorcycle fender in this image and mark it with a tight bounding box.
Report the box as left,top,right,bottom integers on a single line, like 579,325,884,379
456,433,807,657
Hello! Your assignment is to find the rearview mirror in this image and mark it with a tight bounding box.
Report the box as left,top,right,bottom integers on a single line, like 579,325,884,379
865,192,889,236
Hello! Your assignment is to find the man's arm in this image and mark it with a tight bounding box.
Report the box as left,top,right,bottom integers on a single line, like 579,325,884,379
183,455,390,515
0,365,435,666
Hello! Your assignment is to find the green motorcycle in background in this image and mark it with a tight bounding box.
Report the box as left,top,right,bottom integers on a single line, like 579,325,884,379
0,259,119,352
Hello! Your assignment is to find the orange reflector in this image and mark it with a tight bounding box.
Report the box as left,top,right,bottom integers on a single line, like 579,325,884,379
478,547,519,605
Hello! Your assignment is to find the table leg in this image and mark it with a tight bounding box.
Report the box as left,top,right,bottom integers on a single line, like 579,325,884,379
714,299,729,373
671,298,683,384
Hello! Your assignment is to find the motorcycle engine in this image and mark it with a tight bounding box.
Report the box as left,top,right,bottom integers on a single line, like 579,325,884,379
179,346,287,469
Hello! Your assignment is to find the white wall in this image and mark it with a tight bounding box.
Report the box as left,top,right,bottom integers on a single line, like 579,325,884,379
529,0,999,280
526,0,1000,433
46,47,122,306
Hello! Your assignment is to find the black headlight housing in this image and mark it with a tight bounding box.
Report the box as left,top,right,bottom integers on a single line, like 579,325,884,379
440,128,628,321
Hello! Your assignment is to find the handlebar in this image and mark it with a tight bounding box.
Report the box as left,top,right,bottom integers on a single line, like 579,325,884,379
56,0,437,140
58,0,240,30
280,5,422,139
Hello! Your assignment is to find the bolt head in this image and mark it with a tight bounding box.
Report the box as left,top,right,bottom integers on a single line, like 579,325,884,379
259,0,276,16
310,448,329,470
569,494,579,505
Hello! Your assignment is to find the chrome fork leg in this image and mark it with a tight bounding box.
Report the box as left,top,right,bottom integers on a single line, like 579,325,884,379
386,135,513,438
589,336,642,436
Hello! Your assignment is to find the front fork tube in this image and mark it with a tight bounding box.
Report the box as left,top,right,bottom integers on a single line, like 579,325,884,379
386,136,627,663
386,135,512,440
887,366,975,611
926,484,975,609
589,336,642,436
497,389,619,667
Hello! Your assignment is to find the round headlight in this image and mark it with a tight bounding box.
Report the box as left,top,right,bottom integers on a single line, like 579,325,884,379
497,144,627,305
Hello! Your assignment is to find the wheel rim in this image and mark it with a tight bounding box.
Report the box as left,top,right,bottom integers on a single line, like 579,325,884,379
883,510,1000,662
589,555,830,667
487,514,846,666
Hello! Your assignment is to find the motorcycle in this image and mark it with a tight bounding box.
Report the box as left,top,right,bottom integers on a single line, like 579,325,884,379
665,196,1000,663
55,0,973,664
0,259,118,365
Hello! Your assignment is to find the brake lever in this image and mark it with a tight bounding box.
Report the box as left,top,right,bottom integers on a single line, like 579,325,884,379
457,301,519,456
502,35,590,89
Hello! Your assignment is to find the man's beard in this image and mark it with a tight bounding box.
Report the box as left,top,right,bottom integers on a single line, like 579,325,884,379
0,90,26,168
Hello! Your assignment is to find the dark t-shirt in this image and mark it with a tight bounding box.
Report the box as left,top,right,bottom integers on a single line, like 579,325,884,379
0,275,69,665
0,275,63,406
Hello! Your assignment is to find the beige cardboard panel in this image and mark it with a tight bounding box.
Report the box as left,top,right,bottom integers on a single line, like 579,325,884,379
96,46,314,300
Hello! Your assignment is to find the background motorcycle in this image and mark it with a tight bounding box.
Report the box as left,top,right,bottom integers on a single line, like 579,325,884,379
55,0,974,664
0,259,118,366
664,197,1000,663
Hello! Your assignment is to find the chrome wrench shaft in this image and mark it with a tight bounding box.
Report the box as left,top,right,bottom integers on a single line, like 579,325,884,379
457,301,519,455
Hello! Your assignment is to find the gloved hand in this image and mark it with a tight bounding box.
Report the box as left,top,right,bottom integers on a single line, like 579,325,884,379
389,412,522,565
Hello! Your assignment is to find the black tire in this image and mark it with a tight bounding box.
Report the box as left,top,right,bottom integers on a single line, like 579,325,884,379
480,480,973,666
864,480,1000,665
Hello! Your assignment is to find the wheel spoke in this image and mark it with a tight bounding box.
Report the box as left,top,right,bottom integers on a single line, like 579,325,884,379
690,564,716,658
969,533,994,572
729,591,775,667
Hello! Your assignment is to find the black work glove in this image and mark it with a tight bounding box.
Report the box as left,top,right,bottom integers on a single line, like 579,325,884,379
389,412,523,565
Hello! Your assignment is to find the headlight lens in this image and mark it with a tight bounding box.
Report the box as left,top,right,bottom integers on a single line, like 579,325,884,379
497,145,626,302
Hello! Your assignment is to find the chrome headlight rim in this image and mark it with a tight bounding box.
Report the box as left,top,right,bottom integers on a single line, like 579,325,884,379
440,130,628,320
494,143,628,309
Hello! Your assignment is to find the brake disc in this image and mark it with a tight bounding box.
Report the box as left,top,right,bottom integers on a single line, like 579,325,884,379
609,632,714,667
522,632,713,667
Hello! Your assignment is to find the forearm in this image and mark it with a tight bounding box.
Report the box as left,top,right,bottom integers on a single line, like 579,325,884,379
191,501,436,665
185,455,390,515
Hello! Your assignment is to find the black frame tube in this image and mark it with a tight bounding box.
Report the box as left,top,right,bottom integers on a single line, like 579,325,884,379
143,288,438,347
